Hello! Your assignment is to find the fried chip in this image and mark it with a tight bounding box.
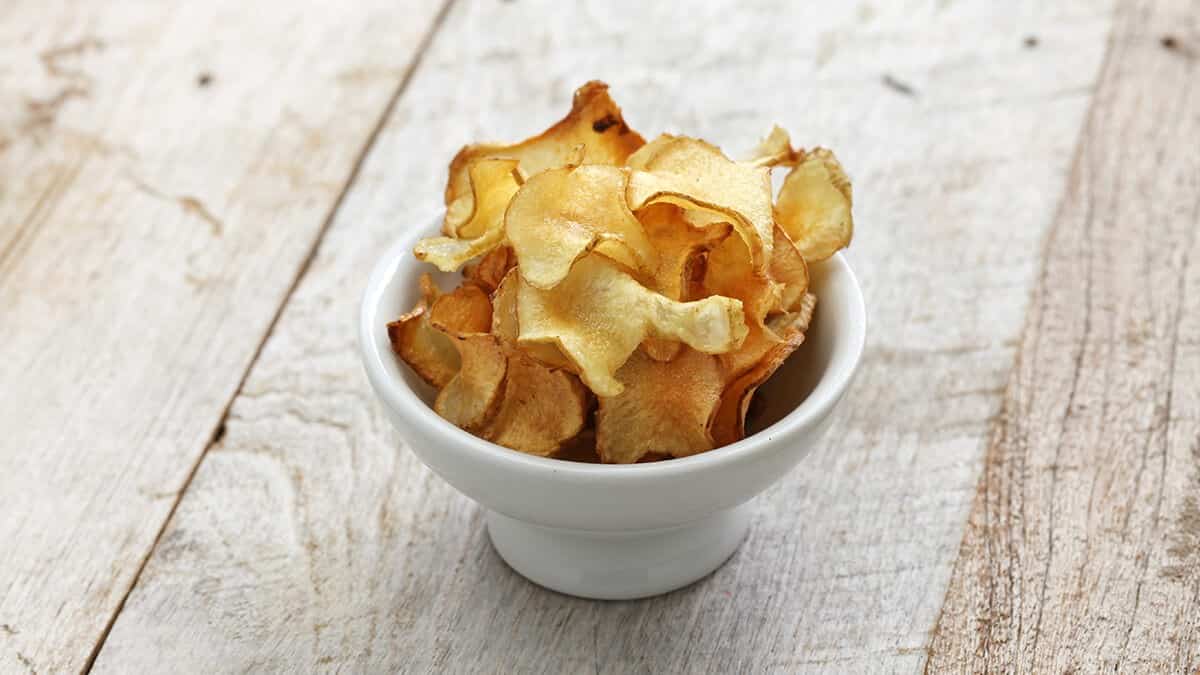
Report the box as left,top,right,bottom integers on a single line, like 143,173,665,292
416,159,522,270
387,274,460,388
428,282,493,336
462,245,516,293
625,133,677,170
638,202,730,301
481,353,591,456
710,293,817,447
596,348,723,463
516,254,747,396
702,233,780,325
774,148,853,262
770,225,810,312
434,334,506,431
491,270,576,370
744,125,801,167
443,81,645,234
626,137,774,272
506,164,657,289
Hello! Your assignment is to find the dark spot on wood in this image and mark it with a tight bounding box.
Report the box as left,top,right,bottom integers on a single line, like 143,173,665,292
592,114,620,133
881,74,917,97
211,422,226,445
1160,35,1177,50
1024,36,1038,48
197,72,213,87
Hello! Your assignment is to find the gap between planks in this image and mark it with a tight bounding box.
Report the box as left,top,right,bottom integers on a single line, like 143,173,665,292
78,1,459,671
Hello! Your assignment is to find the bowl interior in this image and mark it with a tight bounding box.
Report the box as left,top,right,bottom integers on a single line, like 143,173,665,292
363,220,864,466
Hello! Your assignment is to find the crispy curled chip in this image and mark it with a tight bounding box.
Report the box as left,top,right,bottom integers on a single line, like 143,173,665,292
625,133,677,170
775,148,853,262
710,292,817,447
429,282,493,336
770,225,809,312
595,348,723,463
442,81,645,234
744,125,801,167
702,233,780,325
387,274,459,387
639,202,730,301
490,270,576,370
516,254,747,396
627,137,774,272
506,164,657,289
481,353,591,456
434,334,506,431
416,159,522,270
462,245,516,293
635,203,730,363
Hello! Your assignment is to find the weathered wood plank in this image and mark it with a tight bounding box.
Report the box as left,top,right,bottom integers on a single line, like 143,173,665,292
93,1,1113,672
927,1,1200,671
0,2,445,673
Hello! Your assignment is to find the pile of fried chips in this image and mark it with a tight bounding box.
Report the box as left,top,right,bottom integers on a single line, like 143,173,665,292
389,81,852,463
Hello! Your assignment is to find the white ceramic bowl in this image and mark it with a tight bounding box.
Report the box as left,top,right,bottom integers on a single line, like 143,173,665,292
360,220,866,600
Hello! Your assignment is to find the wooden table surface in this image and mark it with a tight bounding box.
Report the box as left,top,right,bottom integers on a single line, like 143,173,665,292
2,1,1198,672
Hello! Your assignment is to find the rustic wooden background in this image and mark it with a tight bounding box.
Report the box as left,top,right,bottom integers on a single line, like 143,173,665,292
2,0,1198,672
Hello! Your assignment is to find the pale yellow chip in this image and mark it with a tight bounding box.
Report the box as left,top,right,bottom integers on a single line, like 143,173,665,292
442,81,645,234
506,164,657,289
625,133,677,170
626,137,774,272
516,254,747,396
416,159,522,271
710,293,816,447
490,270,576,371
387,274,459,388
481,353,591,457
434,334,507,431
743,125,801,167
595,348,723,463
775,148,853,262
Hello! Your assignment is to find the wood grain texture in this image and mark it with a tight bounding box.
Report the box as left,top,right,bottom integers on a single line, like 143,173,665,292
927,1,1200,671
0,2,444,673
93,1,1113,672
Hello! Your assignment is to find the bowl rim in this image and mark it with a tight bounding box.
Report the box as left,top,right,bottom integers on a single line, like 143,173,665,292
359,219,866,482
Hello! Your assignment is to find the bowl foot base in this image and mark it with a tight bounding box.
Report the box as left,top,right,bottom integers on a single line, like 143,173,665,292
486,502,753,600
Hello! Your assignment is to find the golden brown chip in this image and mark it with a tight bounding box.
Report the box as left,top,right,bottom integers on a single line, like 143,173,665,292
442,81,645,234
506,164,657,289
462,245,516,293
774,148,853,262
744,125,801,167
434,334,507,431
769,225,810,312
428,282,493,336
626,137,774,272
596,348,723,463
702,233,781,325
481,353,591,457
638,202,730,301
387,274,460,388
416,158,522,270
710,292,817,447
516,254,747,397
